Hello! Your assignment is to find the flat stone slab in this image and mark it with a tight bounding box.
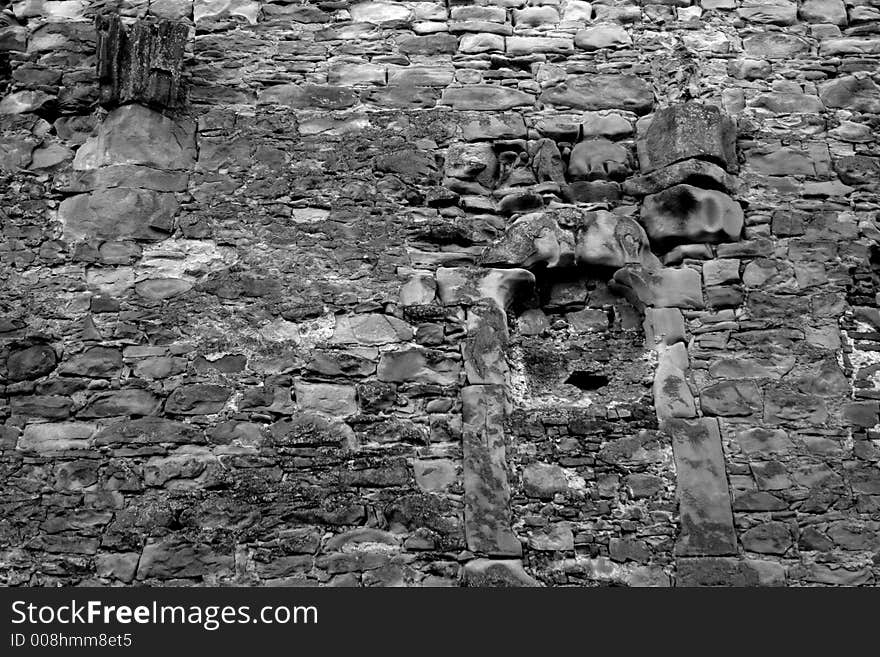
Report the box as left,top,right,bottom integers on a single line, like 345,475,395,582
640,185,744,249
462,385,521,557
463,558,539,587
73,104,196,171
440,85,535,110
624,159,737,197
820,75,880,113
59,188,179,242
664,417,737,556
676,557,785,586
463,300,509,386
613,266,705,310
540,74,654,114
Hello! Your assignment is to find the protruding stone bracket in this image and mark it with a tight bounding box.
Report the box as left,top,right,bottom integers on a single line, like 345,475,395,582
638,102,738,174
479,207,661,274
96,14,189,110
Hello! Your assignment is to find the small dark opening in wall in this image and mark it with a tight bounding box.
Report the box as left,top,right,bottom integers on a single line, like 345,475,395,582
564,371,609,390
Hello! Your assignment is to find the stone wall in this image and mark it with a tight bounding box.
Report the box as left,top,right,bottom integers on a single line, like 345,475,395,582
1,0,879,586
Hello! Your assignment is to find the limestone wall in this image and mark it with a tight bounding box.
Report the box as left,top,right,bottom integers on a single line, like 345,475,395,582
1,0,879,586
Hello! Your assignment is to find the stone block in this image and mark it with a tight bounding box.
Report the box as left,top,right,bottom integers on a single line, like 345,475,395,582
540,74,654,114
664,418,737,556
640,103,737,173
462,385,521,557
640,185,744,249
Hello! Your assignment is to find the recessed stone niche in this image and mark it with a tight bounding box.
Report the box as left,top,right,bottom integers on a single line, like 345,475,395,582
509,268,650,411
474,206,655,409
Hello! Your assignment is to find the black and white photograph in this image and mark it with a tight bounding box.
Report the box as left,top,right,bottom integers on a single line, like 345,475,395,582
1,0,879,627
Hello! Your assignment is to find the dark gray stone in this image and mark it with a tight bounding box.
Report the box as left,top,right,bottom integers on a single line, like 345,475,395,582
96,15,188,109
641,103,738,173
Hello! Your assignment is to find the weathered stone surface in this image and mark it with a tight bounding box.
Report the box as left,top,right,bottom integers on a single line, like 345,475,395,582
734,428,793,455
747,147,817,176
568,139,630,181
460,113,527,140
259,84,358,109
574,24,633,50
640,185,744,249
10,395,72,419
506,37,573,56
79,389,162,418
799,0,847,25
5,0,879,589
743,32,810,59
18,422,94,452
676,557,785,586
59,188,179,242
841,401,879,428
665,418,737,556
96,15,188,109
481,209,658,272
819,75,880,113
295,381,358,417
641,103,737,173
834,155,880,186
751,90,825,114
0,89,53,114
398,33,458,56
700,380,762,417
377,349,461,385
463,300,508,386
644,308,686,347
267,412,354,448
654,344,696,420
522,463,568,500
137,538,233,580
331,313,413,345
435,267,535,310
440,85,535,111
463,558,540,587
413,459,457,492
738,0,797,25
6,344,56,381
540,75,654,114
764,389,828,425
741,521,792,555
94,417,204,446
165,384,231,415
350,1,411,24
58,346,122,378
803,564,873,586
135,278,193,300
74,104,195,171
624,159,737,196
626,474,666,499
613,266,705,309
462,385,520,557
529,138,566,185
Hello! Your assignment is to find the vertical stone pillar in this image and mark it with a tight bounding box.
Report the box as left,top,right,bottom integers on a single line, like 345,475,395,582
96,14,188,109
435,267,538,583
461,384,520,557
